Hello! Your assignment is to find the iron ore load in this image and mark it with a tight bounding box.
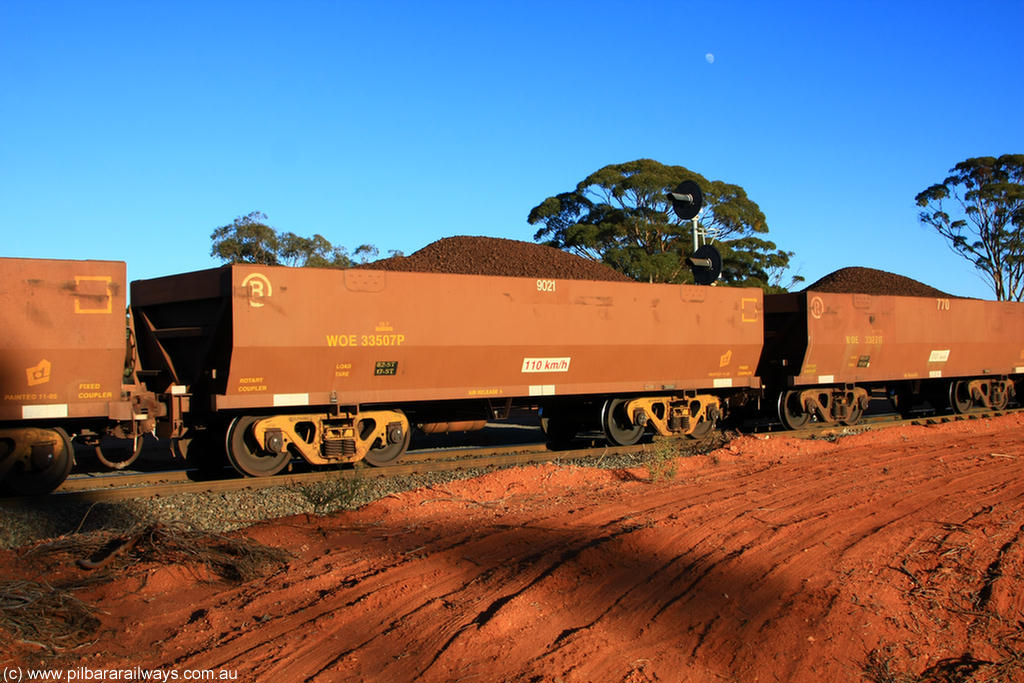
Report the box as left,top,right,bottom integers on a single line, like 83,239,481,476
1,240,1022,496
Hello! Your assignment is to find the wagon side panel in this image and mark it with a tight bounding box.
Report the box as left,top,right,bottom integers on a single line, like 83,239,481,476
0,258,127,422
213,267,764,410
792,293,1024,384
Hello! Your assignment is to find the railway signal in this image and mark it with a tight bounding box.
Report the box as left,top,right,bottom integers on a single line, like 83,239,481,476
668,180,722,285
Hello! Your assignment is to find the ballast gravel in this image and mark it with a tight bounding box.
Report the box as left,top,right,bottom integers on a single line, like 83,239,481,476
0,446,692,550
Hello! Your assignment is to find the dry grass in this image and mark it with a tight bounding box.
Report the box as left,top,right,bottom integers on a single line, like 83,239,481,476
29,522,292,583
0,579,98,652
861,513,1024,683
862,646,1023,683
5,523,291,660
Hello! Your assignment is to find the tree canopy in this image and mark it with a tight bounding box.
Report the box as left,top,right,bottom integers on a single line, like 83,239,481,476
916,155,1024,301
527,159,799,290
210,211,384,268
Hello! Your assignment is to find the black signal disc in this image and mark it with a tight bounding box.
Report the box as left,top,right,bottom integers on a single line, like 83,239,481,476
690,244,722,285
669,180,704,220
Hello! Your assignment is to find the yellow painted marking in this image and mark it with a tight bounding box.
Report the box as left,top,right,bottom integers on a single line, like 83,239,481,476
77,381,112,399
809,296,825,319
4,392,59,401
237,376,267,392
741,297,759,322
26,359,51,386
241,273,272,308
326,333,406,347
361,333,405,347
78,390,113,399
73,275,113,314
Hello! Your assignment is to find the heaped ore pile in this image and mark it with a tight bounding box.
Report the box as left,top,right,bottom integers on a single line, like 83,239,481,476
803,266,953,297
359,236,632,282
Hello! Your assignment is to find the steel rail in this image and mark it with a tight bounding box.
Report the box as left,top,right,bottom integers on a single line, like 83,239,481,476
0,440,659,505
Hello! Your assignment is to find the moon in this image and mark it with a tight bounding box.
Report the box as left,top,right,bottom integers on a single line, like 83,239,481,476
705,53,715,64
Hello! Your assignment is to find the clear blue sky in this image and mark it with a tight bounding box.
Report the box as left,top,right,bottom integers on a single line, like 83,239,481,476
2,1,1022,298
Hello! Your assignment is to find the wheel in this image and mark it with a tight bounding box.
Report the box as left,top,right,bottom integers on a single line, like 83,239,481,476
225,416,291,477
990,382,1010,410
778,390,810,429
0,428,74,496
362,417,410,467
840,401,863,426
602,398,644,446
688,417,715,440
950,380,974,414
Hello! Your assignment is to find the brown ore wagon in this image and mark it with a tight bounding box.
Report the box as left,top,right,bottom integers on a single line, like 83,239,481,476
131,265,764,475
0,258,161,494
760,290,1024,427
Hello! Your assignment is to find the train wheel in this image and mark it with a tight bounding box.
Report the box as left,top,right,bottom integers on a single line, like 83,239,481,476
950,381,974,414
602,398,644,446
990,382,1010,410
778,390,810,429
688,417,715,440
840,401,864,426
226,416,291,477
363,418,411,467
0,428,74,496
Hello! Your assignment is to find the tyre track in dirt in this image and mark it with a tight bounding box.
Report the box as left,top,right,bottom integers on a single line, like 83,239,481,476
38,415,1024,682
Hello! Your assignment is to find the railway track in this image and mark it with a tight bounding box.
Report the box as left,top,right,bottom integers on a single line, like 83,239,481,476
2,407,1019,506
0,440,659,505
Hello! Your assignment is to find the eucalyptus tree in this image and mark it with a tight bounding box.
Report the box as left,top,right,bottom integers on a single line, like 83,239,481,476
916,155,1024,301
528,159,799,290
210,211,360,268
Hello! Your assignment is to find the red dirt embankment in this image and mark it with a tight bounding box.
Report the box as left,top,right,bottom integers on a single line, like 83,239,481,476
6,415,1024,682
